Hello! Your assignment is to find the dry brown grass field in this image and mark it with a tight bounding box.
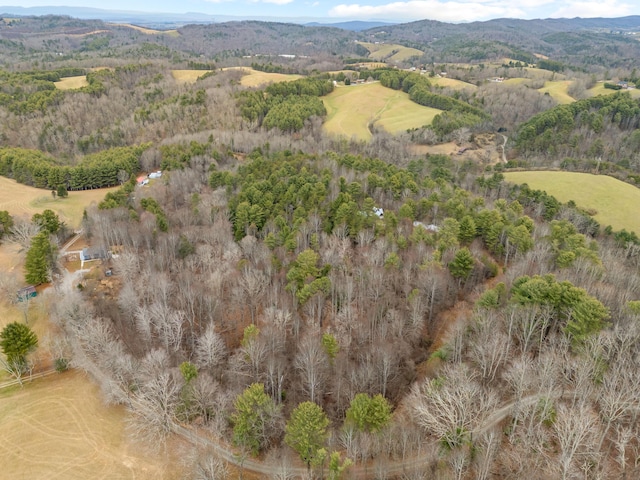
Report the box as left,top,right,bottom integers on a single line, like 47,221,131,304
112,23,179,36
54,76,89,90
222,67,303,87
171,69,212,83
357,42,423,63
0,177,117,229
431,77,477,90
0,370,185,479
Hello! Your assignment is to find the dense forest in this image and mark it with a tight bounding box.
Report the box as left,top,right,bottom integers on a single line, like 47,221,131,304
1,13,640,480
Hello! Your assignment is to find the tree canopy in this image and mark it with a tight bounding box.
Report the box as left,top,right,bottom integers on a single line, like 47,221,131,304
0,322,38,368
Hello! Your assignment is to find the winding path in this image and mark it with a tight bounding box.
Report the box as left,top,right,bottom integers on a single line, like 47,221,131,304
500,134,508,163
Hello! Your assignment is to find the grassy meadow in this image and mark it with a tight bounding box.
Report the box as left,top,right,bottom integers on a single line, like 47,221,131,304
538,80,575,104
54,75,89,90
323,82,442,140
588,82,640,99
171,69,211,83
431,77,477,90
357,42,423,63
0,370,183,479
503,171,640,234
0,176,118,229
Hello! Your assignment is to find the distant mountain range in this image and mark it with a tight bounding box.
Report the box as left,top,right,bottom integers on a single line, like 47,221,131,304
0,6,394,30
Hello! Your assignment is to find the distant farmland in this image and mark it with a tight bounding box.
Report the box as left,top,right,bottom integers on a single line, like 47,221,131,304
54,75,88,90
588,82,640,99
431,77,477,91
218,67,302,87
357,42,423,63
323,82,441,141
503,171,640,234
538,80,575,104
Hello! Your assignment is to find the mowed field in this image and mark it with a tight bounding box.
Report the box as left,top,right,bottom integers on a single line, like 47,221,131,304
588,82,640,99
54,75,89,90
538,80,575,104
174,67,302,86
323,83,442,140
0,370,184,479
171,69,211,83
0,176,117,228
503,171,640,234
431,77,477,91
357,42,423,63
226,67,303,87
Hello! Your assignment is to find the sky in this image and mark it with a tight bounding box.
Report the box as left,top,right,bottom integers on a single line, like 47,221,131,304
8,0,640,23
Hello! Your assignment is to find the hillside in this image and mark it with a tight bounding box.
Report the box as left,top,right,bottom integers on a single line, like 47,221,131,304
1,12,640,480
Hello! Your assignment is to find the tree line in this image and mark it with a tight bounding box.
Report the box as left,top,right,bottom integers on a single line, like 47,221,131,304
0,144,149,190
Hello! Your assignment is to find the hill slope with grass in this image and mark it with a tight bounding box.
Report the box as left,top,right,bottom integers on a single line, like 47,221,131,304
323,82,442,140
504,171,640,234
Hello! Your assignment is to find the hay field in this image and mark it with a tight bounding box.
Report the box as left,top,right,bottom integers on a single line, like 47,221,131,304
0,177,117,228
323,82,442,140
503,171,640,234
588,82,640,99
538,80,575,104
502,78,527,85
54,75,89,90
0,370,183,479
220,67,302,87
171,69,212,83
357,42,423,62
431,77,477,90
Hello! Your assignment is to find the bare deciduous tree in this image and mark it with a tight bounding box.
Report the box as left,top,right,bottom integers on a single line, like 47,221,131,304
294,333,328,404
195,323,227,371
409,364,498,447
553,403,600,480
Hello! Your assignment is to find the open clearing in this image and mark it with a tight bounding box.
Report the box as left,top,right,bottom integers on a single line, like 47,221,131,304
223,67,302,87
112,23,179,36
502,78,527,85
171,69,212,83
357,42,423,63
323,82,442,140
588,82,640,99
431,77,477,90
0,370,183,480
54,75,89,90
503,171,640,234
0,176,117,228
538,80,575,104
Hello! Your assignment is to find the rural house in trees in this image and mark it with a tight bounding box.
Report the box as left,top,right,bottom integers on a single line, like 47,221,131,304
80,247,110,268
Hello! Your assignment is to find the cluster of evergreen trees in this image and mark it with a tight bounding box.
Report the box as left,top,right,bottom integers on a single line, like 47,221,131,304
0,145,149,190
515,92,640,155
238,77,333,132
0,67,86,114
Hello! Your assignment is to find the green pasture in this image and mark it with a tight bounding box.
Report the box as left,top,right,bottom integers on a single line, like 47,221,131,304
504,171,640,234
588,82,640,99
538,80,575,104
323,82,442,141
